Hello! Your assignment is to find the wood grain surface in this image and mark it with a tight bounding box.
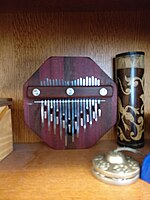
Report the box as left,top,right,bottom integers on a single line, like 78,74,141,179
0,0,150,11
0,106,13,161
0,11,150,143
0,140,150,200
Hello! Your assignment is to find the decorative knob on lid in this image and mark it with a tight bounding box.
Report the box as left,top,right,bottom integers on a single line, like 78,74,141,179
106,151,126,164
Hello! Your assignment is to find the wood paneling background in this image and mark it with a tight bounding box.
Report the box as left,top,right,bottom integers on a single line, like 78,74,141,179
0,11,150,143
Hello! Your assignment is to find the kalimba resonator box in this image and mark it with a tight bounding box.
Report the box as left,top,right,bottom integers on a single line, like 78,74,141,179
23,57,117,149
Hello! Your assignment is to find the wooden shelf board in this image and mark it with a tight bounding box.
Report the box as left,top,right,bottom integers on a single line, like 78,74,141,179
0,0,150,12
0,140,150,200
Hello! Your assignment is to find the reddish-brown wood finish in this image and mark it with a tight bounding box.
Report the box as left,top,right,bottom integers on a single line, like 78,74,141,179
23,57,117,149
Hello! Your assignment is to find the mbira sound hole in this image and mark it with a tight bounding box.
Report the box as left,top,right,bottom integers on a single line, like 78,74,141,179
23,57,117,149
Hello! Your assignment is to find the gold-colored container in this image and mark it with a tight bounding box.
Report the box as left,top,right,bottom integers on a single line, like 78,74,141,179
115,52,144,148
0,98,13,161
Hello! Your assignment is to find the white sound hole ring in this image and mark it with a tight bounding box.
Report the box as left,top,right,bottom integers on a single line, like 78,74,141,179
99,88,108,96
66,88,75,96
32,88,41,96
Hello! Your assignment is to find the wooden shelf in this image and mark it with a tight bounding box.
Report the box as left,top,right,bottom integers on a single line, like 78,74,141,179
0,140,150,200
0,1,150,199
0,0,150,12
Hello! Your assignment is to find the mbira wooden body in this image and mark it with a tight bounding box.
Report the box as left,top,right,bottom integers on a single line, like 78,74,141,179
23,57,117,149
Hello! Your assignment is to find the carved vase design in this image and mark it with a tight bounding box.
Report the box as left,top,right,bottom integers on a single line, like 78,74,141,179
115,52,145,148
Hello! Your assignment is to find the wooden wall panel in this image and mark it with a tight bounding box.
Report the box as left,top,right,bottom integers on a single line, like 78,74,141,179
0,11,150,143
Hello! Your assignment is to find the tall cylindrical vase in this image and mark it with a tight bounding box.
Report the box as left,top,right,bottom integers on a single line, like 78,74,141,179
115,52,145,148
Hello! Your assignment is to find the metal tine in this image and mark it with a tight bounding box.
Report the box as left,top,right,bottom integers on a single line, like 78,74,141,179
76,99,80,137
56,99,59,125
91,76,96,121
89,99,92,126
83,78,86,86
55,79,59,125
52,79,58,135
68,99,71,133
85,76,89,123
94,77,98,86
64,80,71,135
44,100,47,119
79,78,83,126
52,79,55,86
92,99,95,119
86,99,89,123
63,80,68,146
61,80,66,129
71,79,76,142
86,76,89,86
57,79,62,139
62,99,65,129
41,100,44,127
66,80,70,86
59,99,62,140
79,77,83,86
88,77,92,86
73,80,78,133
53,99,56,135
58,79,61,86
55,79,58,86
82,78,86,131
49,79,52,86
71,99,75,142
47,100,51,132
64,99,68,146
77,78,80,86
94,78,98,122
97,79,101,86
94,99,98,121
62,79,64,86
98,99,101,117
91,76,95,86
43,80,46,86
40,80,43,86
40,80,44,127
46,78,49,86
83,98,87,130
50,79,54,122
50,100,53,122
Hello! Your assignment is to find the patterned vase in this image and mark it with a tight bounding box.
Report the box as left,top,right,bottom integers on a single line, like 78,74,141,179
115,52,145,148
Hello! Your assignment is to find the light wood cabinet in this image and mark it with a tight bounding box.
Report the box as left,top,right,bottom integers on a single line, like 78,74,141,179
1,1,150,143
0,2,150,199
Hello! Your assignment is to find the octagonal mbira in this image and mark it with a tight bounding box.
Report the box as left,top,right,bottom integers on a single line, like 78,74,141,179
23,57,117,149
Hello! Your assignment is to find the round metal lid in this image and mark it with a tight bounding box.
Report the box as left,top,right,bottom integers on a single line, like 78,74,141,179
92,168,139,186
92,148,140,185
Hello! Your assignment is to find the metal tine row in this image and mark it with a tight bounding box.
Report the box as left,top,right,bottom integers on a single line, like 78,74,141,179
38,76,102,146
